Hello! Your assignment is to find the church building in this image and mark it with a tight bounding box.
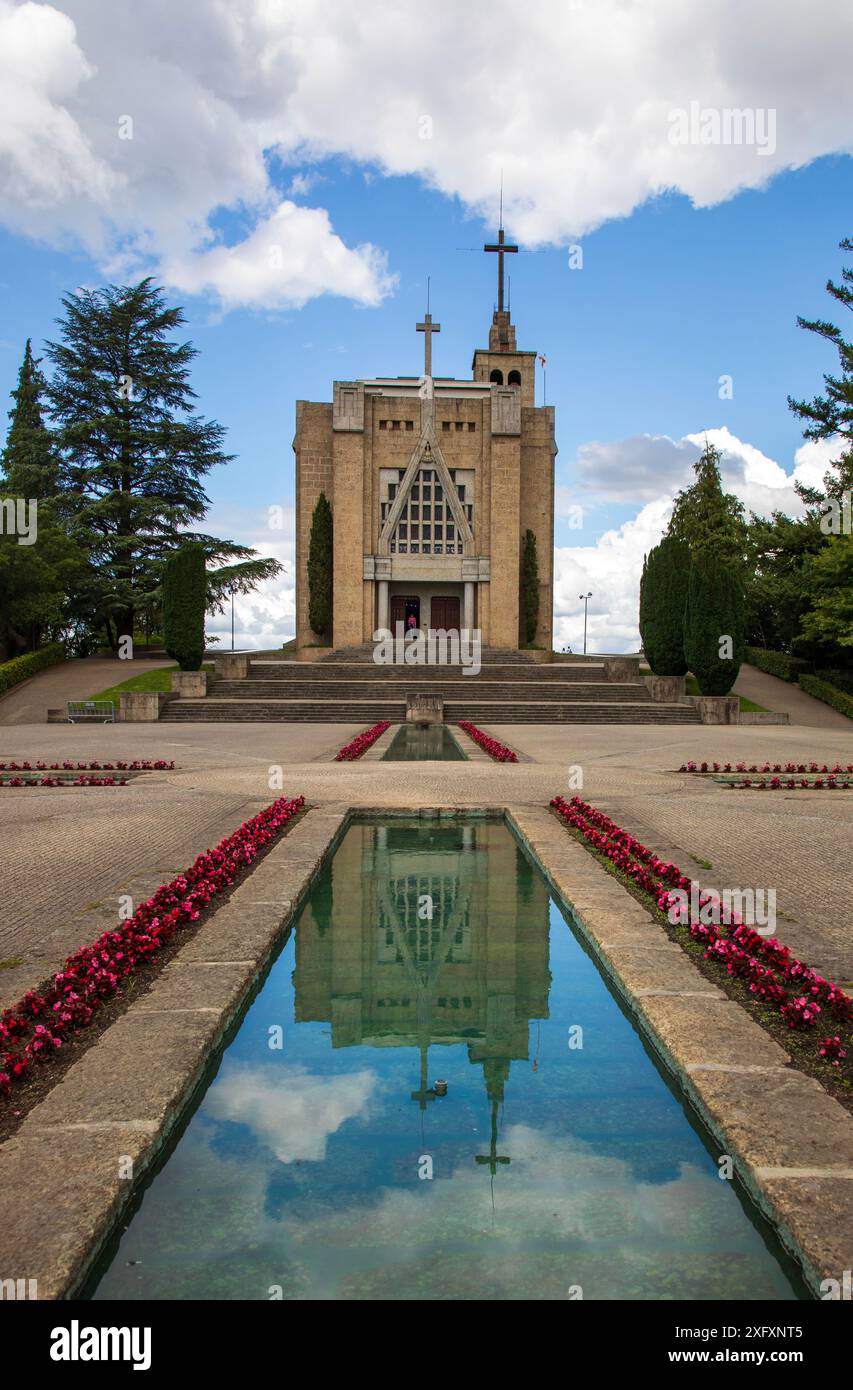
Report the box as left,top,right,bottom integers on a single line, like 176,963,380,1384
294,236,555,652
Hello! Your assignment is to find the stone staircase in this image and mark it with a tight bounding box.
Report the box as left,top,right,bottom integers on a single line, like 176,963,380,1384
160,652,700,724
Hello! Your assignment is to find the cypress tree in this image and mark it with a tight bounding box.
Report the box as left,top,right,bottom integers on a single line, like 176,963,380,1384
163,543,207,671
520,529,540,644
683,558,745,695
639,536,689,675
308,492,333,638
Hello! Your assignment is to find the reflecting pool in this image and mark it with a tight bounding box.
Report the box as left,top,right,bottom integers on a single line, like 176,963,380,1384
382,724,467,760
91,818,804,1301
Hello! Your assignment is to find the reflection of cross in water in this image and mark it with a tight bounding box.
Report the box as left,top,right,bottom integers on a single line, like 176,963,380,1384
376,873,468,1115
475,1096,511,1176
410,1045,436,1113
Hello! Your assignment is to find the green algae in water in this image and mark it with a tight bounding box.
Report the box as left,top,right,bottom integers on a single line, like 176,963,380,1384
91,819,806,1301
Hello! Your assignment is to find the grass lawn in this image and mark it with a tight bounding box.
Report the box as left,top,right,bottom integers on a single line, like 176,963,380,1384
89,664,214,709
684,674,767,713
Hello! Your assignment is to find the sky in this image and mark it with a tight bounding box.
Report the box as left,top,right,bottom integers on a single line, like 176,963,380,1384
1,0,852,651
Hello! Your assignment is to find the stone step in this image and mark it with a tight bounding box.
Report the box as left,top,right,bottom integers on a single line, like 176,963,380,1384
245,661,610,681
211,679,654,702
161,700,699,724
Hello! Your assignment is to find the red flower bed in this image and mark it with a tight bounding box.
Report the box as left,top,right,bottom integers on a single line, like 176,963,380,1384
0,760,175,771
0,775,129,787
0,793,305,1095
334,722,390,761
679,759,852,775
728,777,852,790
549,794,851,1066
458,721,518,762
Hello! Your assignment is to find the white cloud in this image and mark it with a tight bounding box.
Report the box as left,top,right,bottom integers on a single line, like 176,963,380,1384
555,496,673,654
1,1,851,307
202,502,295,650
163,201,394,311
555,426,845,653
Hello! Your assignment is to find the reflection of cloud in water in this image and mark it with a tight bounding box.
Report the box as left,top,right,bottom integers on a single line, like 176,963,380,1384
205,1061,377,1163
272,1122,755,1260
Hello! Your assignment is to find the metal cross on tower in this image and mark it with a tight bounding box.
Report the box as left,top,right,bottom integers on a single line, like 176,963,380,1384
483,227,518,314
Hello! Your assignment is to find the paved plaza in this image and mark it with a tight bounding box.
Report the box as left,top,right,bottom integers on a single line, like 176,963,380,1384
1,716,851,1017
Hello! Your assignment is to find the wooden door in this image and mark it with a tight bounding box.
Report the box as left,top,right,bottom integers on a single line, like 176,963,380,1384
431,596,460,632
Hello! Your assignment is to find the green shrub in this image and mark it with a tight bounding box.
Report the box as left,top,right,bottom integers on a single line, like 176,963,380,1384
745,646,812,682
521,529,540,645
308,493,333,638
0,643,66,695
639,536,690,675
815,668,853,698
162,544,207,671
684,560,744,695
799,673,853,720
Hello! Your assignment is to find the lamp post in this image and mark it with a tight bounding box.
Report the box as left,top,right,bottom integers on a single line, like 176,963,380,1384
579,592,592,655
230,584,236,652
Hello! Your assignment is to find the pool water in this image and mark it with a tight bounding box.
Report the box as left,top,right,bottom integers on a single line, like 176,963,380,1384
90,818,804,1301
382,724,467,760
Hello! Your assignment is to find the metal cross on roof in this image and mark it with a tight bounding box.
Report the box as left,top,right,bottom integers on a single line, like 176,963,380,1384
483,227,518,314
416,312,441,377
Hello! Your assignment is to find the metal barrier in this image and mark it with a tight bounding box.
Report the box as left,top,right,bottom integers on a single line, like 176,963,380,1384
66,700,115,724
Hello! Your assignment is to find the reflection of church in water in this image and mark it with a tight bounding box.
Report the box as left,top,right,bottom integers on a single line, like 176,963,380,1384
293,820,551,1174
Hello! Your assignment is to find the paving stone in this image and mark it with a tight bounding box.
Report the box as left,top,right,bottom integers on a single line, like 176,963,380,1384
23,1009,225,1130
0,1125,158,1300
686,1066,853,1172
635,993,790,1072
759,1174,853,1292
131,960,250,1013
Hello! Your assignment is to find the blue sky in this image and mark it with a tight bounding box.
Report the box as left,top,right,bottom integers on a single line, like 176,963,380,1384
1,0,851,649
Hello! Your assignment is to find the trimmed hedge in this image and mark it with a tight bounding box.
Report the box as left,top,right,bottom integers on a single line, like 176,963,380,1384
816,669,853,698
745,646,812,683
799,674,853,721
0,643,66,696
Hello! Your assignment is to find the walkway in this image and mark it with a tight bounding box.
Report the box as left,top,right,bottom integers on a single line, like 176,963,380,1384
734,663,850,729
0,656,172,726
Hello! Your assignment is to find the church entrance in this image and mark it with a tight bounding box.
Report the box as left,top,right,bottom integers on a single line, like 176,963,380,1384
430,596,460,633
391,595,420,631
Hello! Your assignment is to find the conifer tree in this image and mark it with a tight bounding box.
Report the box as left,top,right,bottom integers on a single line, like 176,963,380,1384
1,340,59,499
45,278,278,652
639,535,689,675
308,492,333,638
667,440,746,570
683,558,745,695
0,341,84,654
521,529,540,644
163,543,207,671
788,236,853,503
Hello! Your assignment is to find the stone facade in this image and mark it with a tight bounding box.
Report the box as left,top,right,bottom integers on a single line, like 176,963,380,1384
294,305,555,651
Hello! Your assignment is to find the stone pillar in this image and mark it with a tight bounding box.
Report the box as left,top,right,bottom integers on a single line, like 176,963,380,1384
378,579,389,631
463,581,474,632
